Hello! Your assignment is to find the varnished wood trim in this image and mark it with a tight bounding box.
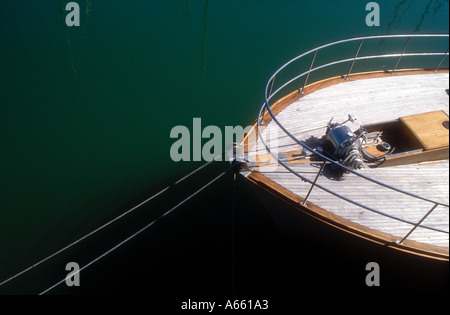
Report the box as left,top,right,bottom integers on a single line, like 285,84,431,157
381,147,449,167
247,171,449,261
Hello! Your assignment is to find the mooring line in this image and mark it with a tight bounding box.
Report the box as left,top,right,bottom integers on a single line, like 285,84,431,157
39,162,237,295
0,156,221,287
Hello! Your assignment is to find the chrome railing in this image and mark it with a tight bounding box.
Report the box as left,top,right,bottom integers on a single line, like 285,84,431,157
257,34,449,245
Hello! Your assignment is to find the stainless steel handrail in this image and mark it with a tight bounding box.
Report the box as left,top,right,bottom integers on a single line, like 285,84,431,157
257,34,449,244
268,52,448,101
266,34,448,86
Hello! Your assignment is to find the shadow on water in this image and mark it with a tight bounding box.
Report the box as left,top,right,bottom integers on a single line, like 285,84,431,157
187,0,192,19
82,0,92,38
387,0,447,33
60,0,92,75
23,165,446,297
201,0,209,83
170,0,208,82
415,0,434,32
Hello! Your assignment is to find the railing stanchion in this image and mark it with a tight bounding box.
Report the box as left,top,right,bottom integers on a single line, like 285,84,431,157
260,103,267,125
301,50,318,94
346,39,364,80
262,76,277,124
392,37,411,74
435,48,449,72
398,203,439,244
302,161,326,205
268,76,276,100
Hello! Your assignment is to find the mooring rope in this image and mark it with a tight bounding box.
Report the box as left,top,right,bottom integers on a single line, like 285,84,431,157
0,156,221,287
39,162,237,295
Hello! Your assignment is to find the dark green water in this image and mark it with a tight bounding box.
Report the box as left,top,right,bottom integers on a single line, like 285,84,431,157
0,0,448,300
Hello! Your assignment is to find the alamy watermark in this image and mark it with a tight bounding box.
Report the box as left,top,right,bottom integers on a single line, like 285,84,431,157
365,262,380,287
169,118,280,164
366,2,380,27
65,262,80,287
65,2,81,27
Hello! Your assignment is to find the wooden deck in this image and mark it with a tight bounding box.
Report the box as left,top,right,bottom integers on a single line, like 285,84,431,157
246,70,449,259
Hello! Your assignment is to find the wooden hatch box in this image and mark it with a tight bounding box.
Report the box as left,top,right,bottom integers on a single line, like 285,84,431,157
364,110,450,167
399,110,449,151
